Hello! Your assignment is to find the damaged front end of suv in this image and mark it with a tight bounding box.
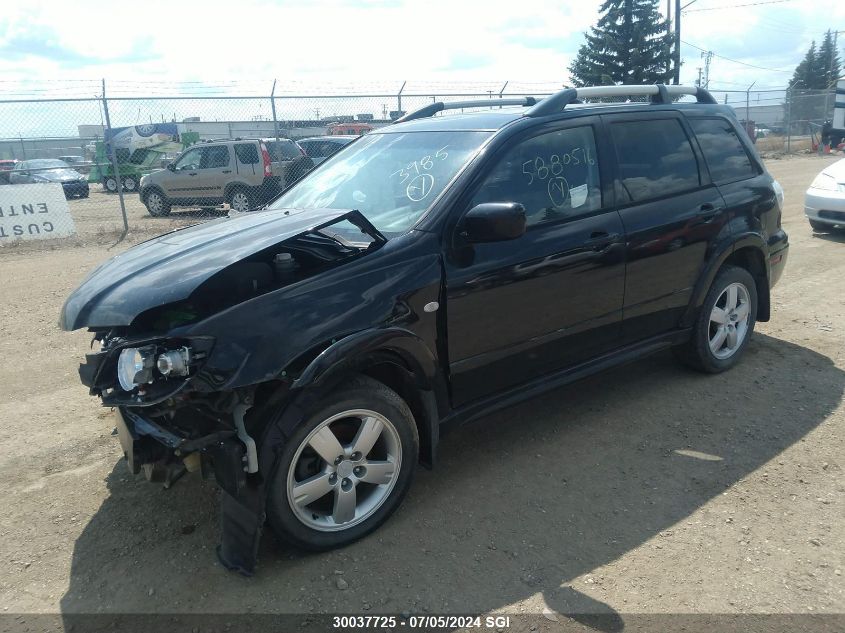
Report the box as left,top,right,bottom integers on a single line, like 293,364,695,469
60,206,444,575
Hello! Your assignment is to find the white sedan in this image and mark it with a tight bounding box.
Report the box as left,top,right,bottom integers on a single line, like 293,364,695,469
805,158,845,231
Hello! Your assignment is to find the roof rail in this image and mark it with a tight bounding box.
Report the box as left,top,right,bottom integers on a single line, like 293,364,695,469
525,84,717,118
393,97,538,124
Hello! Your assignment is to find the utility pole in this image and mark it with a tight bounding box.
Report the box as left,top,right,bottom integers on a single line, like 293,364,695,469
673,0,681,84
666,0,673,78
701,50,713,88
674,0,700,85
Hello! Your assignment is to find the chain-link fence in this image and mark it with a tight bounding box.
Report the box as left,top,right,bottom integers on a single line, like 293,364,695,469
0,80,836,242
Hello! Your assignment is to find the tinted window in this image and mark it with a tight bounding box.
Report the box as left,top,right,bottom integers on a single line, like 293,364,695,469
611,119,700,203
689,118,756,183
203,145,230,168
298,141,321,157
234,143,259,165
470,126,602,227
266,140,301,161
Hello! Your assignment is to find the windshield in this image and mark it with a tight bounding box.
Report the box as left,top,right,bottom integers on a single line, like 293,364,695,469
26,159,69,169
269,131,491,234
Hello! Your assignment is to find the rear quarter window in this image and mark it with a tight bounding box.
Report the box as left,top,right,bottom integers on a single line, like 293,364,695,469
689,117,757,183
267,140,301,161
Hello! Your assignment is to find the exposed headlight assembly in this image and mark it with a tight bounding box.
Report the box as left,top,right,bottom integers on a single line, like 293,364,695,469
117,345,156,391
156,346,191,377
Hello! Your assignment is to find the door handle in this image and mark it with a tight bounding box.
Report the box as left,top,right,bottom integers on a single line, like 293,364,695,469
584,231,620,250
222,170,232,174
696,203,719,222
188,172,198,176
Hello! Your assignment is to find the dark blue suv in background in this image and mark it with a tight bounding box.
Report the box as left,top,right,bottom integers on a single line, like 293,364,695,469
61,84,789,574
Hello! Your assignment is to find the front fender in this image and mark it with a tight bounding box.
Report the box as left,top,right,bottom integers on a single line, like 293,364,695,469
292,327,440,392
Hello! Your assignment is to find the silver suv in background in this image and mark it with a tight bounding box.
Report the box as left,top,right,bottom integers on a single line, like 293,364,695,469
138,138,313,216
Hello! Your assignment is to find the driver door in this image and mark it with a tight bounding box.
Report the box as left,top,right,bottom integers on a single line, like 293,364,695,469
444,119,626,406
161,146,203,200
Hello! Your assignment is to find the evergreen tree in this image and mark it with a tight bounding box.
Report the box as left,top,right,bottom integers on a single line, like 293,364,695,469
569,0,673,87
789,40,816,90
816,29,841,89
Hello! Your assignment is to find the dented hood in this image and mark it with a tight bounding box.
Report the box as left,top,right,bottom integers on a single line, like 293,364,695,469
60,208,374,330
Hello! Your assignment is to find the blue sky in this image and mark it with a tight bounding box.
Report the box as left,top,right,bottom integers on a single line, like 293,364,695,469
0,0,842,102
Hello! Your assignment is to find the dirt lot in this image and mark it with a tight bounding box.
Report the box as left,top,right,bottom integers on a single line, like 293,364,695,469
0,155,843,628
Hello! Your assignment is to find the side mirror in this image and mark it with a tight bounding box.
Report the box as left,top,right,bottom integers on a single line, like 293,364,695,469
460,202,526,243
167,162,176,171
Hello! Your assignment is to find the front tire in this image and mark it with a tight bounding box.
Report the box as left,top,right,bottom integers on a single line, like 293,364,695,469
122,176,137,192
143,189,171,217
266,376,418,551
809,219,830,232
674,265,757,373
104,177,118,193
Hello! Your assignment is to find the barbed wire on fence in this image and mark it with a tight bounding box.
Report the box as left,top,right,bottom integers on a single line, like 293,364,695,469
0,79,837,241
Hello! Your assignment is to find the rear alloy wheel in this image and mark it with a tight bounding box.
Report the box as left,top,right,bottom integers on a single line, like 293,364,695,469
104,177,118,193
674,265,757,373
122,176,137,192
267,377,418,551
227,188,253,213
144,190,171,217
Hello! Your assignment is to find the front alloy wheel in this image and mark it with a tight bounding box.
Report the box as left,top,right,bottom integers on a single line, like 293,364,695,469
267,377,418,551
287,409,402,531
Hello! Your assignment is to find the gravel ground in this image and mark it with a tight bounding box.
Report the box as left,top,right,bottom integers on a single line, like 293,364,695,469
0,155,842,629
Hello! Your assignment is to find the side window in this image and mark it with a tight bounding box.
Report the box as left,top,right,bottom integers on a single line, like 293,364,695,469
234,143,259,165
610,119,700,203
202,145,230,169
469,126,602,227
689,118,757,183
174,147,202,171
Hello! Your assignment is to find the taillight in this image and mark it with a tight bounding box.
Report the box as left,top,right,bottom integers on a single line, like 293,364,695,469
260,143,272,177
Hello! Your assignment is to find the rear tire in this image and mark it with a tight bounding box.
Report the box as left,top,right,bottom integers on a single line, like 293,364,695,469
673,265,757,373
266,376,418,551
144,189,171,217
227,186,254,212
809,219,830,231
104,177,118,193
122,176,137,192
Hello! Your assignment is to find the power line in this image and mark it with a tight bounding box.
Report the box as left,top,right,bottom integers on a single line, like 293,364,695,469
684,0,793,12
682,40,793,73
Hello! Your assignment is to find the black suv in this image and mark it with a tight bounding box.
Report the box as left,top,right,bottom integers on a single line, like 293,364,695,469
61,84,789,575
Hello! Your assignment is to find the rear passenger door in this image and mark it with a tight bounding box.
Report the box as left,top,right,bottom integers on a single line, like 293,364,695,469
603,112,729,343
686,116,770,238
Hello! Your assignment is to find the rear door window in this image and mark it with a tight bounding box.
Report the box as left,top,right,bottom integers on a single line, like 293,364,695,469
266,140,302,161
234,143,259,165
610,119,701,203
689,117,757,183
202,145,230,168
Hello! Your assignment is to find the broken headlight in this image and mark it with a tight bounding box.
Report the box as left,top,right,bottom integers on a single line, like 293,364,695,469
117,345,156,391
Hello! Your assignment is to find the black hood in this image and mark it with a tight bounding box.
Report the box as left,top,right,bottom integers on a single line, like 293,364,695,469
60,208,384,330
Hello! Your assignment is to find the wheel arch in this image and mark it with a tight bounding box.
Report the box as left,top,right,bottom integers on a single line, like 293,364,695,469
223,181,254,201
255,328,446,474
289,328,446,468
684,235,770,326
